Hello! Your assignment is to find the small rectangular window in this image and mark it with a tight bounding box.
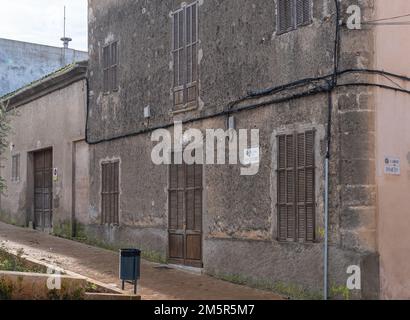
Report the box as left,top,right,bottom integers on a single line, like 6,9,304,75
103,41,119,93
11,154,20,182
277,130,315,242
277,0,311,34
101,161,120,225
172,2,198,110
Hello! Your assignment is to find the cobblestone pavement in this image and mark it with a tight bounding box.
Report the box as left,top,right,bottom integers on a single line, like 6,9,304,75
0,222,281,300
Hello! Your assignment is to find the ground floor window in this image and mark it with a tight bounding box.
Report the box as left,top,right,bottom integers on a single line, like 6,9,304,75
11,154,20,182
101,160,120,225
277,130,316,242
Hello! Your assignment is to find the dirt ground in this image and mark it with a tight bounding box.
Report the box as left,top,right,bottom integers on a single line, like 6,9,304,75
0,222,281,300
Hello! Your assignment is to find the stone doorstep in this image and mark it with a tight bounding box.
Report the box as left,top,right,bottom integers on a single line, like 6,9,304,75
166,264,204,275
2,248,141,300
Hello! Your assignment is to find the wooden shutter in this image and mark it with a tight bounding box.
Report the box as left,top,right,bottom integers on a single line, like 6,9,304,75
296,0,311,26
305,131,315,242
103,42,118,93
111,42,118,91
278,131,315,242
277,0,294,34
186,2,198,105
103,45,110,92
277,134,296,241
173,9,185,109
12,154,20,182
173,3,198,110
101,161,120,225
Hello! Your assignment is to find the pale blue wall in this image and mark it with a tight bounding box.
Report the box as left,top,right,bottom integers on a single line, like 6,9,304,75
0,38,88,96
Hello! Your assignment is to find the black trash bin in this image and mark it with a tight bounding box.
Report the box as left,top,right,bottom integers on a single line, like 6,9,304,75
119,249,141,294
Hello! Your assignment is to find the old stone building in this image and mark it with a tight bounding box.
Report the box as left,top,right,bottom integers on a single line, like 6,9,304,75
0,61,90,236
2,0,410,300
85,0,396,298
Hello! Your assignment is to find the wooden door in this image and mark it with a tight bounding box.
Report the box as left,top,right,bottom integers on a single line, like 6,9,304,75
34,149,53,231
168,161,203,268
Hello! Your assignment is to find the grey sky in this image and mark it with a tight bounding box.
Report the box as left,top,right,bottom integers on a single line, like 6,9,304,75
0,0,88,51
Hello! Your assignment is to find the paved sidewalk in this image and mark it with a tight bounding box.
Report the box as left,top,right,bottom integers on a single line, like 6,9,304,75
0,222,281,300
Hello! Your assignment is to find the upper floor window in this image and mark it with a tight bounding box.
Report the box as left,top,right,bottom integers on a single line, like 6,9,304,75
277,0,312,34
172,2,198,111
11,154,20,182
277,130,316,243
103,41,118,93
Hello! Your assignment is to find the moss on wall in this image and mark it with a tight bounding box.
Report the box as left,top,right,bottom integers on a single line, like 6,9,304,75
52,220,73,239
0,211,26,228
209,271,323,300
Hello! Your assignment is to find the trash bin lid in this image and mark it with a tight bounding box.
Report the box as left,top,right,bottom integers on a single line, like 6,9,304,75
120,249,141,257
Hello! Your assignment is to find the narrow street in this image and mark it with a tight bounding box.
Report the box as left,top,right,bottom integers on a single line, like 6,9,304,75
0,222,281,300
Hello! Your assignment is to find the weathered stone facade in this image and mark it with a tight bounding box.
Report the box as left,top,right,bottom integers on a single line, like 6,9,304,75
85,0,380,298
0,62,90,238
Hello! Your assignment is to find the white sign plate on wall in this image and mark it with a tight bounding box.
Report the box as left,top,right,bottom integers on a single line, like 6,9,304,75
384,156,401,176
243,147,260,165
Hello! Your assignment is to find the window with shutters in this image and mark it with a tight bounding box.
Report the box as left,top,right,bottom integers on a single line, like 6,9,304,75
172,2,198,111
101,161,120,225
103,41,118,93
277,0,312,34
277,130,315,243
11,154,20,182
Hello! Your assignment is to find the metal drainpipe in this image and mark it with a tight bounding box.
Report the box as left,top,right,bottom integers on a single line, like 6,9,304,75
324,90,333,300
324,155,329,300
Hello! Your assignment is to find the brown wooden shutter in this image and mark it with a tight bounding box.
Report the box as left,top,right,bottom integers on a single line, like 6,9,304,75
12,155,20,181
296,0,311,26
101,161,120,225
278,0,294,34
286,134,296,240
103,45,110,92
186,2,198,105
173,9,185,109
296,133,306,241
277,134,296,241
278,131,315,242
173,3,198,110
278,136,287,241
305,130,315,242
111,42,118,91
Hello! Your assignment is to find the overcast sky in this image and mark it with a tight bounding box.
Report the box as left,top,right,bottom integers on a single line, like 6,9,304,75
0,0,88,51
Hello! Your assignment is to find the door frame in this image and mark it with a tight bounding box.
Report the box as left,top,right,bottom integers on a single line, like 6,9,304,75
30,147,53,232
167,158,204,268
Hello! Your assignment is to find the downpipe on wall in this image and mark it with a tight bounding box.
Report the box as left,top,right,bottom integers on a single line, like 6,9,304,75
324,89,333,300
324,154,330,300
